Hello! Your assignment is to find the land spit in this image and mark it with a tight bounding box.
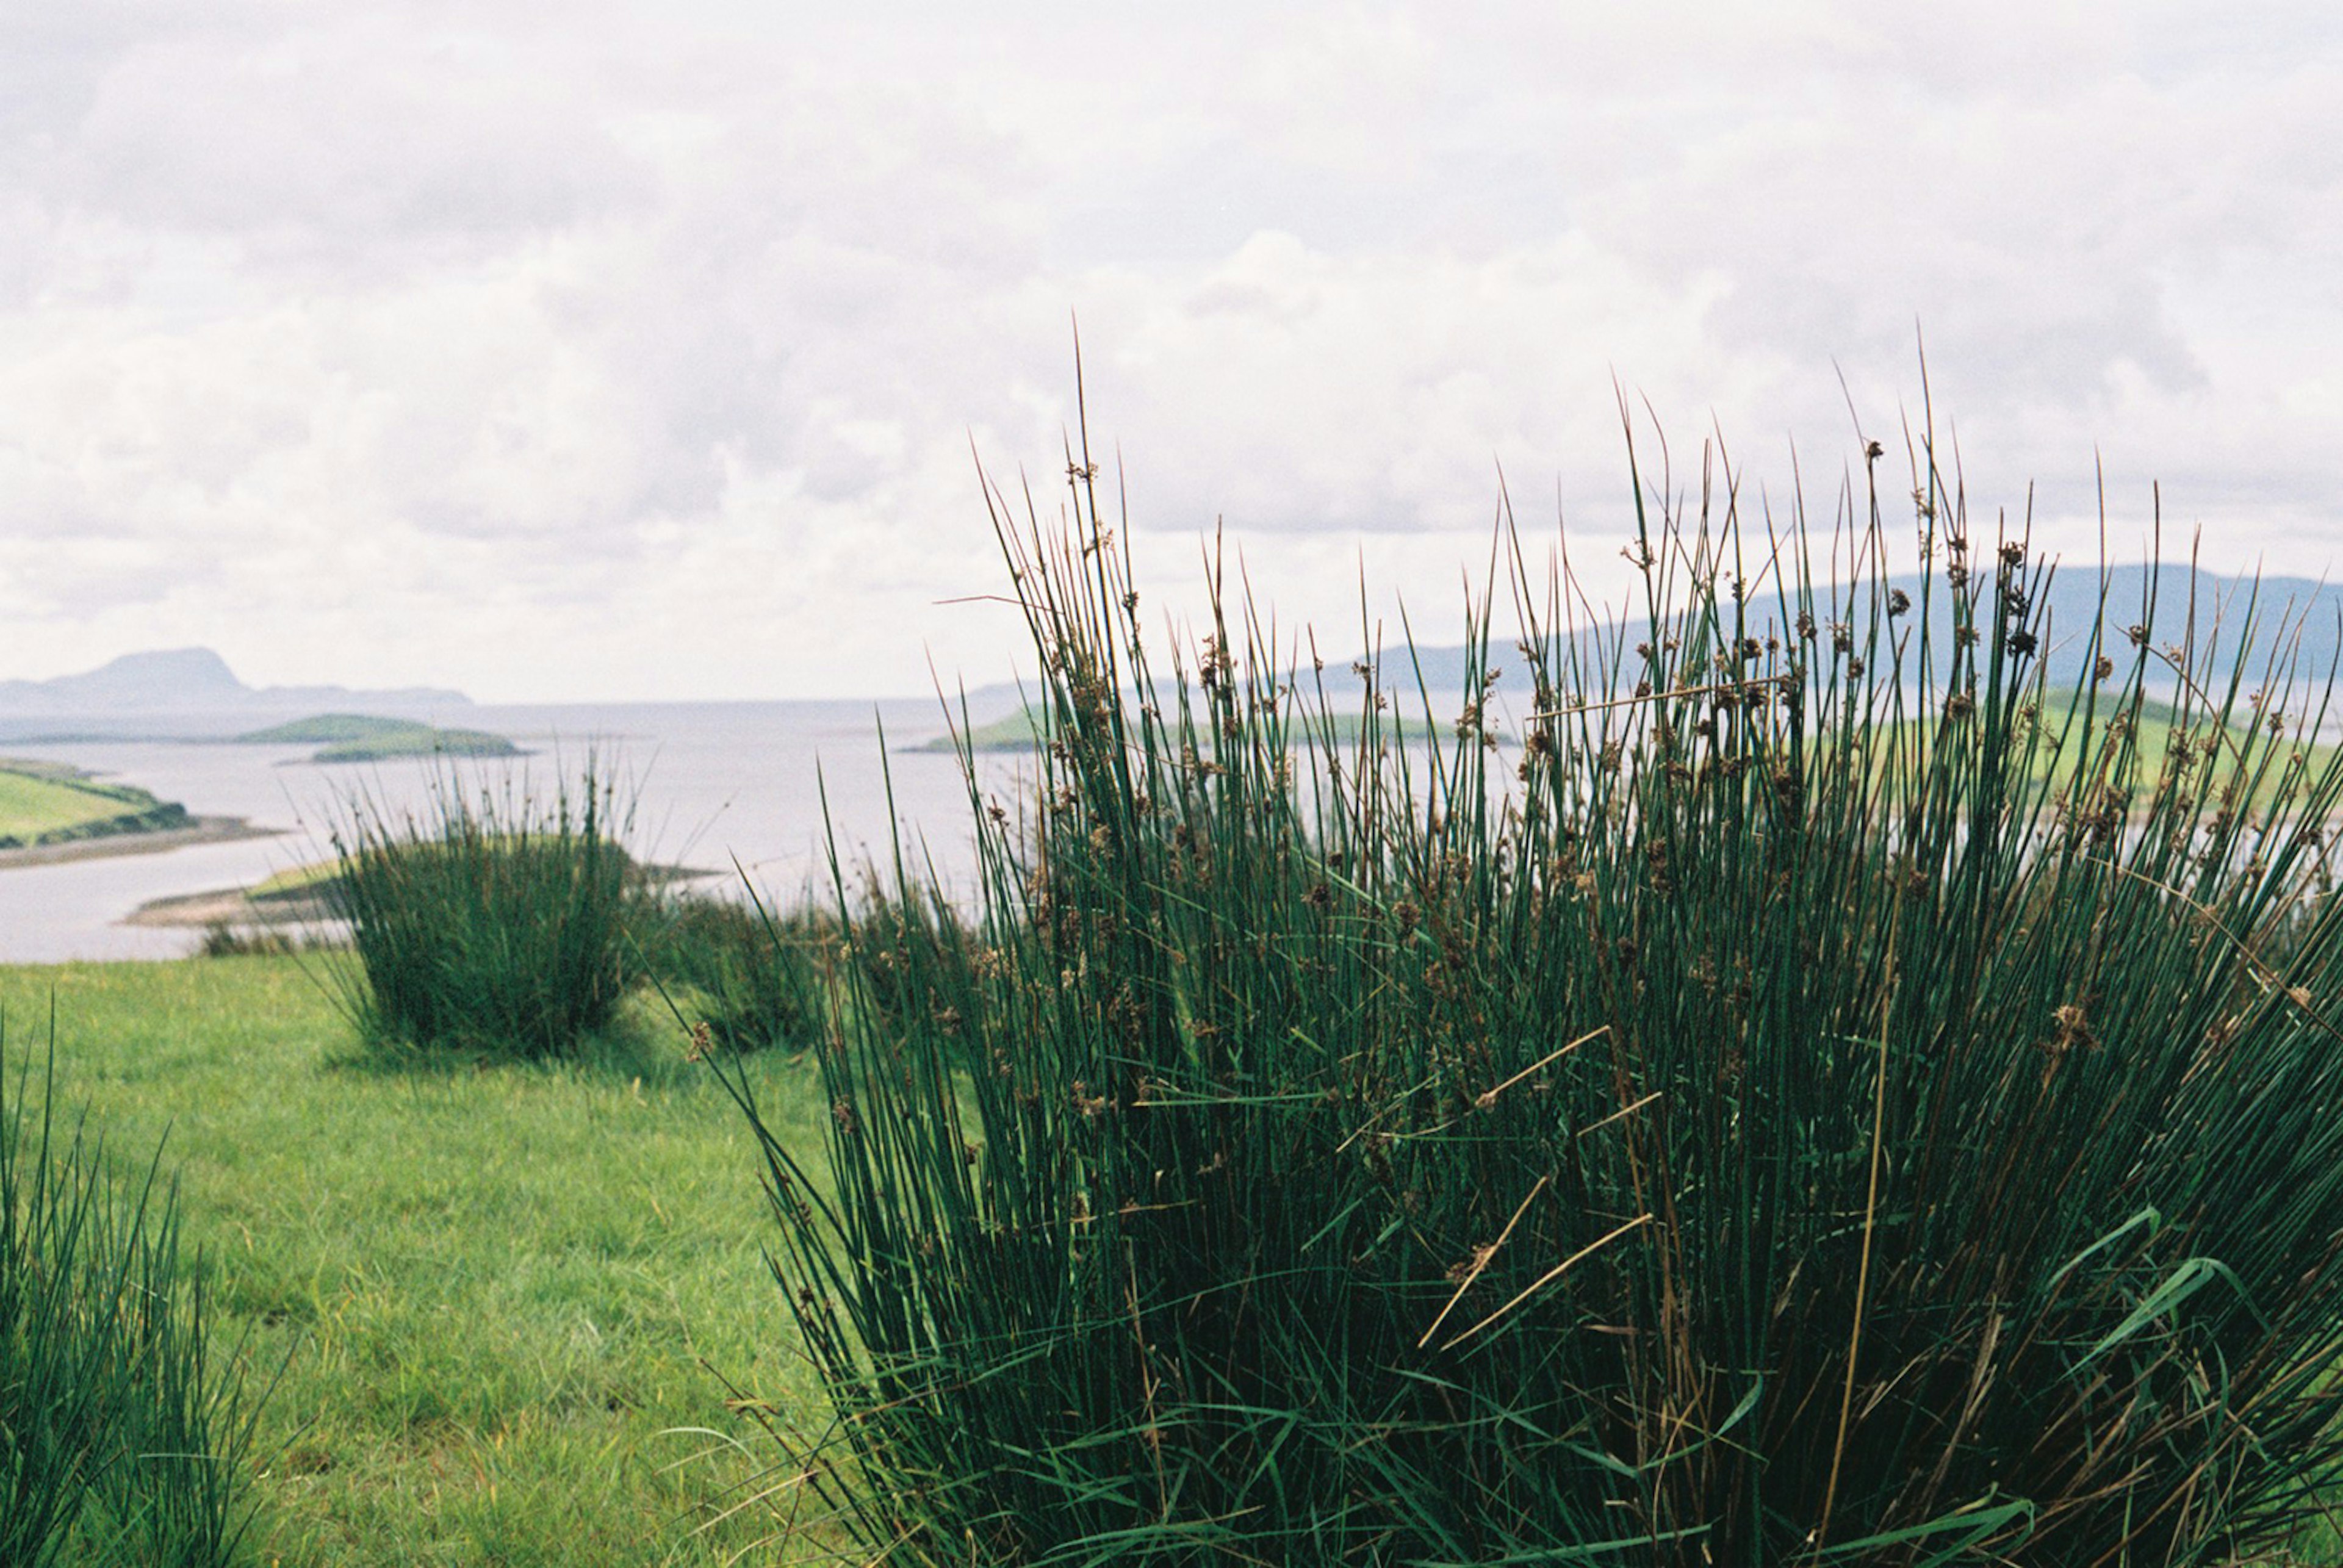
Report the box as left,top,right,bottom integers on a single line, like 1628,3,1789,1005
0,816,281,872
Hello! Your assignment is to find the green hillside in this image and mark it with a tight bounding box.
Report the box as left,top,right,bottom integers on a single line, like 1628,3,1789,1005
0,760,190,847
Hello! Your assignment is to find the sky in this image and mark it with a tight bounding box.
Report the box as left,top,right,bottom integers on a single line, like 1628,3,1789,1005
1,2,2337,702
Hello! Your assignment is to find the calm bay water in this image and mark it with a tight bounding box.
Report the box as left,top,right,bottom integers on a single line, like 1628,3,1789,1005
0,699,1032,963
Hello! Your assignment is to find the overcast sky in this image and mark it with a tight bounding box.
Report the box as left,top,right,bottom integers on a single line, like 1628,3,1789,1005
1,2,2336,701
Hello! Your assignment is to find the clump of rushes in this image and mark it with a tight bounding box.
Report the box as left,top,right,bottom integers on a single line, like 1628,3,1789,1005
837,874,972,1034
718,402,2343,1567
325,761,641,1059
2,1032,269,1566
638,889,827,1054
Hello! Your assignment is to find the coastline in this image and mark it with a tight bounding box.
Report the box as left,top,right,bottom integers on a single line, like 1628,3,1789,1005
0,816,282,872
125,857,716,929
123,883,332,929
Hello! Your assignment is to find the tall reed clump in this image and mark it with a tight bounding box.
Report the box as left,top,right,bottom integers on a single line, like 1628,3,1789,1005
721,412,2343,1567
2,1035,268,1566
325,763,641,1059
837,876,973,1034
638,889,827,1055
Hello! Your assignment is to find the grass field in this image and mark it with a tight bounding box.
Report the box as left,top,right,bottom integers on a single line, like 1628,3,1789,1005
0,956,830,1567
0,763,179,841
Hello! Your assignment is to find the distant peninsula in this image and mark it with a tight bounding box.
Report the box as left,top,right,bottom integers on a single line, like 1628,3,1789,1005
236,714,524,764
0,647,471,741
0,755,276,869
0,756,189,848
912,708,1042,753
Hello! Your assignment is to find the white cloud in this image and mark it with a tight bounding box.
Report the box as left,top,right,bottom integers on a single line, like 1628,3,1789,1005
0,2,2335,697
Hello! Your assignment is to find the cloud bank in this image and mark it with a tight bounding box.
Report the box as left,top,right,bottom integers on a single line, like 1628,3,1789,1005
0,2,2335,697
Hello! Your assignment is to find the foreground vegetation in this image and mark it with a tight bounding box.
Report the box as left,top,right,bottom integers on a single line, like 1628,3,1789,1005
17,387,2343,1565
3,1032,266,1566
0,959,826,1566
731,415,2343,1566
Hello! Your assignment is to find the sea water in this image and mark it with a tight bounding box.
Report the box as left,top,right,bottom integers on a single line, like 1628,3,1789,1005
0,699,1031,963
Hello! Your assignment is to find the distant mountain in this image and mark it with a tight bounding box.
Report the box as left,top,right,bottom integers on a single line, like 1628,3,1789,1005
0,647,472,739
1353,564,2343,709
954,565,2343,725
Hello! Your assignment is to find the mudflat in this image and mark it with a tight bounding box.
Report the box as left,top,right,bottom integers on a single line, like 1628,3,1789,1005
0,815,280,872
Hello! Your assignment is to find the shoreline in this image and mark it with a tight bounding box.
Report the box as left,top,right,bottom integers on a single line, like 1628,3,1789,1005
124,884,334,929
125,858,718,929
0,816,283,872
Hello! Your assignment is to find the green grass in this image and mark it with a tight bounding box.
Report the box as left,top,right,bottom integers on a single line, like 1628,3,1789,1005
0,769,130,836
4,1030,268,1566
0,764,187,845
0,958,831,1567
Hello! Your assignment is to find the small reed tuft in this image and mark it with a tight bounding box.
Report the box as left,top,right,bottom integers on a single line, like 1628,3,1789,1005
322,759,642,1060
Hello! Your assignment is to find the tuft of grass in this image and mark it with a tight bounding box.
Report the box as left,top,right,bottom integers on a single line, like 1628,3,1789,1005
2,1026,269,1567
722,406,2343,1566
635,890,828,1056
323,762,644,1060
194,924,340,960
832,875,971,1037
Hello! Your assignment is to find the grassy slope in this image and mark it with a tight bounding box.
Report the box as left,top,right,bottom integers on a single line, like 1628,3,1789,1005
0,768,135,836
0,958,830,1567
0,763,181,840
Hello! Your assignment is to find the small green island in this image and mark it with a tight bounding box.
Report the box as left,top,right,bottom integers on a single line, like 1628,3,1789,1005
235,713,524,763
0,757,191,849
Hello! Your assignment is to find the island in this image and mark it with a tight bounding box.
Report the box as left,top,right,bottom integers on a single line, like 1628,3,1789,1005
235,713,524,763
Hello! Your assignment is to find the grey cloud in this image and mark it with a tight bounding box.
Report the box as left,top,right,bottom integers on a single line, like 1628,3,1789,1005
0,2,2337,698
55,23,650,248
